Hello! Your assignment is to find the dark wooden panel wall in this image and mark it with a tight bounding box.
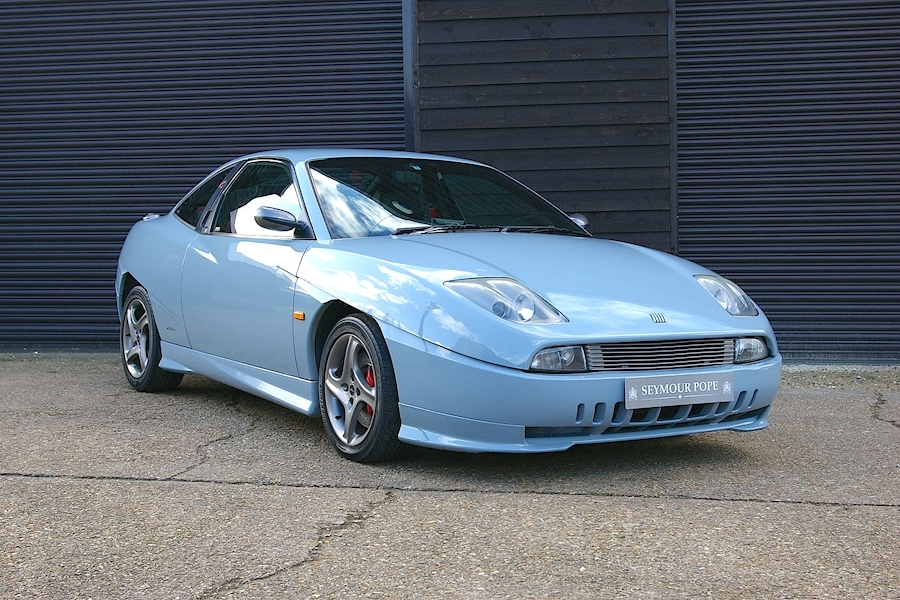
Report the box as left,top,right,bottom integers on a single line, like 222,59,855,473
415,0,672,250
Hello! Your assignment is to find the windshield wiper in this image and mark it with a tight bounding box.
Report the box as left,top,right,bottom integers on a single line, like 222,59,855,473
393,224,503,235
500,225,591,237
393,223,590,237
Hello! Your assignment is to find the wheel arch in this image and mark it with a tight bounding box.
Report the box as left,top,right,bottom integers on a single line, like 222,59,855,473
312,300,359,369
117,272,141,315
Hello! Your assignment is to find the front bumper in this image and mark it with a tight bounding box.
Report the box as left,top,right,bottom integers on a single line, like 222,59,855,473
384,328,781,453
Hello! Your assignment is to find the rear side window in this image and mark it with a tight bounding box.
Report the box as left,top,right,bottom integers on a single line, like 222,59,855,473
174,168,233,227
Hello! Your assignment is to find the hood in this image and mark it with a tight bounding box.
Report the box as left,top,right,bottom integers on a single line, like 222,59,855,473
298,232,776,369
397,233,756,337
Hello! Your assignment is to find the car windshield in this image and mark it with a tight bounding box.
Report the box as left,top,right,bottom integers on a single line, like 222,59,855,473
308,157,587,238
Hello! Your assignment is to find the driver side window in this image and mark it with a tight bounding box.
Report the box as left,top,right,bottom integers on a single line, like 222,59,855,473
212,161,307,238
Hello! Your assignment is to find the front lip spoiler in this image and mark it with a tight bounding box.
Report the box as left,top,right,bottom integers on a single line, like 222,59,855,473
398,404,772,454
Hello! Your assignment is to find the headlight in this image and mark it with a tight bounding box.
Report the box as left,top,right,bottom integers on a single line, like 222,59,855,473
530,346,587,372
694,275,759,316
444,277,567,324
734,337,769,363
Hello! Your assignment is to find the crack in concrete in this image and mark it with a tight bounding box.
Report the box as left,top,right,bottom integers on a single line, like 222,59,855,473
164,400,262,480
871,391,900,430
195,490,396,600
164,432,242,481
1,472,897,509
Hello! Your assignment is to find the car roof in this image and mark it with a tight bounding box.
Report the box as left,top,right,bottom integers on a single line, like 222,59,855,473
238,148,483,167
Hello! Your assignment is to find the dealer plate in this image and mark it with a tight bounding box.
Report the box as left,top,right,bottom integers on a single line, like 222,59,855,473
625,372,734,409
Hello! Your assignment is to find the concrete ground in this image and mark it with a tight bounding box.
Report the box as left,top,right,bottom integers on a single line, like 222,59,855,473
1,352,897,599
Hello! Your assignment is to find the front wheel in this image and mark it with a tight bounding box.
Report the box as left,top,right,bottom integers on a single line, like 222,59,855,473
319,315,404,462
121,285,183,392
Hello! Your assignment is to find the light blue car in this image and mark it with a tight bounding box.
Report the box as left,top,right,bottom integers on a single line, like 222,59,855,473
117,149,781,462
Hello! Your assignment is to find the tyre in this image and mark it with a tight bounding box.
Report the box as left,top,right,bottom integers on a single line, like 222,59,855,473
319,314,404,462
121,285,183,392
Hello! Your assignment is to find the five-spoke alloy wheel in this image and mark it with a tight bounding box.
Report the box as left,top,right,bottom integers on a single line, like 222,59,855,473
121,285,182,392
319,314,403,462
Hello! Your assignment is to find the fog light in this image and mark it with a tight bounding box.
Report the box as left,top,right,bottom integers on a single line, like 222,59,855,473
530,346,587,372
734,337,768,364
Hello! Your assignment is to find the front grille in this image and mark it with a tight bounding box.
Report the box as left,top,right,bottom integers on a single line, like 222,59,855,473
584,338,735,372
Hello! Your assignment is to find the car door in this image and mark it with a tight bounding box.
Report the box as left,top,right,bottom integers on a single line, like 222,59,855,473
181,159,314,376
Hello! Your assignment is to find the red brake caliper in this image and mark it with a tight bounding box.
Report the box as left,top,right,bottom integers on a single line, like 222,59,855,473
364,368,375,415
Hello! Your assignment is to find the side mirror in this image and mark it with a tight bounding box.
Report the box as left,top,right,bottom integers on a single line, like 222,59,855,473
568,212,590,229
254,206,313,238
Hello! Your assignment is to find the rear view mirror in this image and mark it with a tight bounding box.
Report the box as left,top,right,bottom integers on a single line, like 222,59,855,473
254,206,296,231
568,212,589,228
254,206,313,238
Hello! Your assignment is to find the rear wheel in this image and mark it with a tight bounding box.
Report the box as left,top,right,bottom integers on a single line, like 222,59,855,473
121,286,183,392
319,314,404,462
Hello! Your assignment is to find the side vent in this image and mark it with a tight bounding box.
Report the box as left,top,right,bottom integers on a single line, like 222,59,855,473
650,313,667,324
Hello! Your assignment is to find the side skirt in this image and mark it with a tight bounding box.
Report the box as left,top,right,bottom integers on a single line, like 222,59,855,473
160,341,320,416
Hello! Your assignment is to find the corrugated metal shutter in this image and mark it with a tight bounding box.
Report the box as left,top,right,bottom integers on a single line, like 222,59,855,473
675,1,900,360
0,0,404,345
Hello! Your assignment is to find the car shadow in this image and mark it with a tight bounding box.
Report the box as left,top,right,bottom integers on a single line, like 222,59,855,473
165,375,755,491
367,433,757,496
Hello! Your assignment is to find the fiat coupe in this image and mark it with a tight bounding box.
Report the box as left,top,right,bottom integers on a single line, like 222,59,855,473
117,149,781,462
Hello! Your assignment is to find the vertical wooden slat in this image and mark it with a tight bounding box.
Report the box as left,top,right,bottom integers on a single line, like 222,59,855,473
416,0,673,250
